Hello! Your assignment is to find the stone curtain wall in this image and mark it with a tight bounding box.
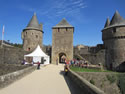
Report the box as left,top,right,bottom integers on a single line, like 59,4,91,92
0,48,4,64
74,47,106,67
80,50,105,66
0,66,36,89
68,70,105,94
0,46,26,64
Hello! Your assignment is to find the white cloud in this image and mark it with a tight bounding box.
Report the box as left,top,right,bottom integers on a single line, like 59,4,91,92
19,0,87,18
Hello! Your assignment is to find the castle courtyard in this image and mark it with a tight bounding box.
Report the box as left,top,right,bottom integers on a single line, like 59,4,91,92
0,64,83,94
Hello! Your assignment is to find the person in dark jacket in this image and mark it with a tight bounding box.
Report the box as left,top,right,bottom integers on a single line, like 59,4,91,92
37,61,40,69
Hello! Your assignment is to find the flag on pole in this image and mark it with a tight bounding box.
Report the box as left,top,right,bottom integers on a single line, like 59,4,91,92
2,25,4,35
1,25,5,47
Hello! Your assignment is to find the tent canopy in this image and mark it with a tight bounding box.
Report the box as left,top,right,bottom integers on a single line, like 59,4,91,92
24,45,50,64
25,45,48,57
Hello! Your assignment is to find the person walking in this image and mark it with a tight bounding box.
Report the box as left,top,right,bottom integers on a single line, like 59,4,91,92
21,59,25,65
37,61,40,69
64,64,69,76
56,58,58,65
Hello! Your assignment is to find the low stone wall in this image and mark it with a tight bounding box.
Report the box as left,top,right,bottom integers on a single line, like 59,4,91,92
0,66,36,89
68,70,106,94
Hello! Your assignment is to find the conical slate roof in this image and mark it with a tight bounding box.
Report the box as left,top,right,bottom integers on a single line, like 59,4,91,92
53,18,73,28
110,11,125,26
26,13,40,30
104,18,110,28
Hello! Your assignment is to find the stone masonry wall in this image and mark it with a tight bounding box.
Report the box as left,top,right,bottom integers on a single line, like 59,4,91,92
77,72,120,94
0,66,36,89
68,69,105,94
22,30,43,51
74,47,106,67
81,50,105,66
52,28,73,64
102,26,125,71
0,46,26,64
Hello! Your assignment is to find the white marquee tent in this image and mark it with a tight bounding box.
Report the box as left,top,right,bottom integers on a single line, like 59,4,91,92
24,45,50,65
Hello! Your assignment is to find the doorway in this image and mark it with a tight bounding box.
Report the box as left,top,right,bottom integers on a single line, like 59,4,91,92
59,53,66,63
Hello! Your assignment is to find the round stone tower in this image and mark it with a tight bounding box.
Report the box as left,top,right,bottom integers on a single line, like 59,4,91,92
102,11,125,71
52,18,74,64
22,13,43,51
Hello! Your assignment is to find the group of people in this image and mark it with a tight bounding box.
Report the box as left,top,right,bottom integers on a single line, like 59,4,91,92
21,59,41,70
64,59,89,68
64,59,103,71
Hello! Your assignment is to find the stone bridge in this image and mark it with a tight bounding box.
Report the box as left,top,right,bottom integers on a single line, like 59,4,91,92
0,64,105,94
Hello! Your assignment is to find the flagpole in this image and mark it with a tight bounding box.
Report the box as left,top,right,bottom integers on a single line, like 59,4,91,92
1,25,4,47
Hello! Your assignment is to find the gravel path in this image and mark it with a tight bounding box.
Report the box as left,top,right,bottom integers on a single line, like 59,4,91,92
0,64,83,94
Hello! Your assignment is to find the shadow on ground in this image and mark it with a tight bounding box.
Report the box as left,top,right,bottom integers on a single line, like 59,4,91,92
60,71,83,94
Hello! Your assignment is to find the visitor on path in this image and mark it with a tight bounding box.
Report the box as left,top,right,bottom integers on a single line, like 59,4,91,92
21,59,25,65
64,59,67,64
37,61,40,69
56,58,58,65
70,60,73,67
66,60,70,65
31,60,34,65
64,64,69,75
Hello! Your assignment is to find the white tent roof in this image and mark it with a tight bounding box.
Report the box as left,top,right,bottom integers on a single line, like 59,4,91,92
24,45,48,57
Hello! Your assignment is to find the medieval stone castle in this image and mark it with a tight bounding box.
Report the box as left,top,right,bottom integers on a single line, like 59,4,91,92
21,13,74,65
20,11,125,71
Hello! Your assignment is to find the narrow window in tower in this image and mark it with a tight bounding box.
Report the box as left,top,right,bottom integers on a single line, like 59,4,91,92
94,55,96,57
113,28,116,33
28,48,30,51
66,28,67,31
26,32,27,35
36,35,38,38
58,28,60,32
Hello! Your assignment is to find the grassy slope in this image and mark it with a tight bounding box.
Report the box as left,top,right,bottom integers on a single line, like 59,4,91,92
70,66,125,94
70,66,112,72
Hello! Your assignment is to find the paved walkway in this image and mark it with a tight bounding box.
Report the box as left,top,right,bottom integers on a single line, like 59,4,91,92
0,64,83,94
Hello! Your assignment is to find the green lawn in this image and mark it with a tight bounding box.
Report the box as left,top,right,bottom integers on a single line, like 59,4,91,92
70,66,112,72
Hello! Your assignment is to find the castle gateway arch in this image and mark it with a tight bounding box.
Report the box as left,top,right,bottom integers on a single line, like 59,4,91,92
58,52,66,63
51,18,74,64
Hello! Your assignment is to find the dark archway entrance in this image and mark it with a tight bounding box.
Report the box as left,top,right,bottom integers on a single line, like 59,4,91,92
59,53,66,63
116,61,125,72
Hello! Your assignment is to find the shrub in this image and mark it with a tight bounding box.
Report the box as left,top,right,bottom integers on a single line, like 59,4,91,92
106,75,116,84
117,74,125,94
90,79,95,85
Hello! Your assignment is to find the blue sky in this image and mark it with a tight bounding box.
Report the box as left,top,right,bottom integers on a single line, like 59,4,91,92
0,0,125,46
